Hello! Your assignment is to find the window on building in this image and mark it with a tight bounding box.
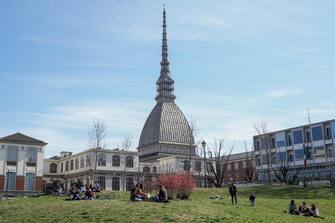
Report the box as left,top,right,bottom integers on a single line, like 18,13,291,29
326,145,335,158
86,154,91,167
98,153,106,166
143,166,150,173
325,126,332,140
227,164,231,170
277,151,287,162
314,146,325,158
75,158,79,169
7,145,18,162
97,176,106,190
50,163,57,173
126,156,134,168
61,162,64,173
80,157,85,168
195,161,202,172
112,155,120,167
305,130,311,143
234,162,239,170
286,133,292,146
294,149,305,161
26,147,38,163
65,161,69,171
183,160,190,171
293,130,303,144
25,173,35,191
112,177,120,190
70,159,74,170
255,140,260,151
312,126,323,141
261,154,268,164
287,151,294,162
152,166,157,173
6,172,16,191
126,177,134,191
242,161,246,168
271,137,275,148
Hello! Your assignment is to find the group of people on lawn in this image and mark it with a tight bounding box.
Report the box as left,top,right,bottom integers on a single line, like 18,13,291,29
68,181,321,218
70,184,100,200
287,200,320,217
130,183,168,203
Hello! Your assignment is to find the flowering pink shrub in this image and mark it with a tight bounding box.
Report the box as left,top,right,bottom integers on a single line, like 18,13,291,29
157,171,196,199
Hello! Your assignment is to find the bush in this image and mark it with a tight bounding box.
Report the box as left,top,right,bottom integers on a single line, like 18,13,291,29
157,172,196,200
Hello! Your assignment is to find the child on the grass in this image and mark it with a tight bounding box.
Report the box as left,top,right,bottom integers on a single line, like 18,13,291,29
249,192,256,207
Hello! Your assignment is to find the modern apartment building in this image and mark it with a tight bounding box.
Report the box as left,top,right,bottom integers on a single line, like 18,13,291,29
253,119,335,183
0,133,47,196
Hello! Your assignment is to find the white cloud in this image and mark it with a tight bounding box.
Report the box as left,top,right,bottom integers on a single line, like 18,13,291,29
262,88,302,98
199,16,228,28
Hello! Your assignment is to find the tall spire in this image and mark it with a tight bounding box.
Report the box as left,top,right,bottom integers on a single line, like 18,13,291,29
155,6,176,103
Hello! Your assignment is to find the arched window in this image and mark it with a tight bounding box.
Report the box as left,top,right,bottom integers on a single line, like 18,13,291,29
70,159,74,170
126,156,133,168
195,161,202,172
75,158,79,169
98,153,106,166
80,156,85,168
112,155,120,167
50,163,57,173
143,166,150,173
61,162,64,172
65,161,69,171
152,166,157,173
86,154,91,167
183,160,190,171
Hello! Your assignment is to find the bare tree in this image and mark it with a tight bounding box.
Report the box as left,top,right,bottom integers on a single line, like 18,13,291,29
254,121,272,185
243,141,256,183
186,120,198,172
273,146,290,185
207,138,234,188
121,134,134,151
88,120,107,184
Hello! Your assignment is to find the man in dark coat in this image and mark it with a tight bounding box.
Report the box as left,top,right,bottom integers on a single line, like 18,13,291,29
229,183,237,205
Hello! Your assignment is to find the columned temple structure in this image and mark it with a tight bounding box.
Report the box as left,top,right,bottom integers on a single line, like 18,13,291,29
137,8,196,162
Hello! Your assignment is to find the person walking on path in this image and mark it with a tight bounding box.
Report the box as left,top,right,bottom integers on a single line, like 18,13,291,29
229,183,237,205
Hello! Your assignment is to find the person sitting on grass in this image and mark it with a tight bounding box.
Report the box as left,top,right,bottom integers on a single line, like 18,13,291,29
72,187,81,200
287,200,298,214
85,186,95,200
130,184,142,202
155,184,168,203
298,202,310,216
249,192,256,207
135,183,147,201
308,203,320,217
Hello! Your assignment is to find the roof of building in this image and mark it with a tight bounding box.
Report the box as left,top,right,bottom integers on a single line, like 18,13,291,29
0,132,47,146
138,101,194,148
253,118,335,138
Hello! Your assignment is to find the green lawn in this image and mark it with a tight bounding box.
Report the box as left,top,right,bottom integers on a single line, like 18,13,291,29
0,185,334,223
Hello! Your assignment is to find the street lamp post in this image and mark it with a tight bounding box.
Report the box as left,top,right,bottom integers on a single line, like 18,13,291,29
201,140,207,188
5,170,9,199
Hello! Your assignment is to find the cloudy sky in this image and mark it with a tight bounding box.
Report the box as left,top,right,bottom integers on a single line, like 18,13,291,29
1,0,335,157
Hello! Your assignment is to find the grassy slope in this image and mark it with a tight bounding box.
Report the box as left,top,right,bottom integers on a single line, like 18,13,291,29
0,186,334,223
